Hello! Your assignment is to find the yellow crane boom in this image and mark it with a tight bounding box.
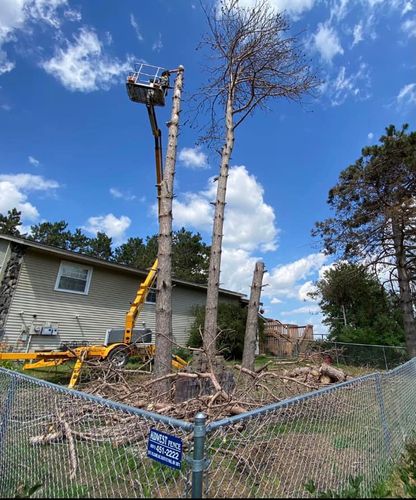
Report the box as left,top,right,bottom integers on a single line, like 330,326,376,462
124,258,158,344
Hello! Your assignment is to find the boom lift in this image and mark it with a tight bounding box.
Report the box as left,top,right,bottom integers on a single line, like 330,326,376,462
0,63,187,387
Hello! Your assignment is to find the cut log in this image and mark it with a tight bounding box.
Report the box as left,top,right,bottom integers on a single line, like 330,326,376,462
287,367,313,378
319,375,332,385
319,363,346,382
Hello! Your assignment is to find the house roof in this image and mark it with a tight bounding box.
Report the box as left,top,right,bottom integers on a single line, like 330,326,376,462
0,234,247,301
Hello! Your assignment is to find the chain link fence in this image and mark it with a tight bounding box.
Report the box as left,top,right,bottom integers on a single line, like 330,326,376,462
1,359,416,498
203,359,416,497
0,368,193,498
304,341,409,370
261,337,408,370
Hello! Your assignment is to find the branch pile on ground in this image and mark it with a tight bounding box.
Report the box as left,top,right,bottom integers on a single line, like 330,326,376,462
70,354,353,424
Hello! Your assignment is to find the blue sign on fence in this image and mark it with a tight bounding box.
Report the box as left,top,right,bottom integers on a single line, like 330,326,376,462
147,428,183,470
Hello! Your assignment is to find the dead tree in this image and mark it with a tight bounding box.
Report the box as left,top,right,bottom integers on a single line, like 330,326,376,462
154,66,185,393
198,0,319,362
242,261,265,371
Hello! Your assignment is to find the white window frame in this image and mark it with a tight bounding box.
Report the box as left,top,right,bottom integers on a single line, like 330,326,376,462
54,261,93,296
145,287,157,305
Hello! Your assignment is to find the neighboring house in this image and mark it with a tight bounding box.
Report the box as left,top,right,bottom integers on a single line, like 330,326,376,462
0,235,247,353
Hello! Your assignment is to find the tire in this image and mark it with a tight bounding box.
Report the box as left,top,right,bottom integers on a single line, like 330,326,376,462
107,346,129,368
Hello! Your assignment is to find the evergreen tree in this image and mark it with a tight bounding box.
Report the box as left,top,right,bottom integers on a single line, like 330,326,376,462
68,228,90,253
0,209,22,236
87,232,113,260
172,228,209,283
313,124,416,355
29,220,73,249
113,237,147,267
113,228,210,283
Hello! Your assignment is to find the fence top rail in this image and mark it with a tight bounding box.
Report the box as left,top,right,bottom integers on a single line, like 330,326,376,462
207,372,377,432
312,340,407,349
0,367,193,431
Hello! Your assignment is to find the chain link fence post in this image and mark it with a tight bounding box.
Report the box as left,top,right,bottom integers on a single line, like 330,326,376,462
191,412,207,498
383,347,388,370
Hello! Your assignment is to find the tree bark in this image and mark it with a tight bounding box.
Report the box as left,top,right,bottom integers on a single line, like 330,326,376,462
154,67,184,394
203,92,235,362
242,261,265,371
391,216,416,357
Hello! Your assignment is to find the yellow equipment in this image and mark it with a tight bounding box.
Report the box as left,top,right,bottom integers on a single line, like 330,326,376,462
0,63,187,387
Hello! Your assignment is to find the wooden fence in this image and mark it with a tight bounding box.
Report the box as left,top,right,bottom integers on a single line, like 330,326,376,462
260,320,313,357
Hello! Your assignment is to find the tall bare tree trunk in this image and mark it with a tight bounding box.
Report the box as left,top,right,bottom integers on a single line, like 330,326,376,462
199,0,318,364
242,261,265,371
392,217,416,357
154,67,184,394
203,93,234,361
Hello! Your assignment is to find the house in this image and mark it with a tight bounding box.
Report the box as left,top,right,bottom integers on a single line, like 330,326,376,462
0,234,247,353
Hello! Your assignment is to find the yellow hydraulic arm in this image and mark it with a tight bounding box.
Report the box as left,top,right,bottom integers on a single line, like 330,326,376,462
124,258,158,344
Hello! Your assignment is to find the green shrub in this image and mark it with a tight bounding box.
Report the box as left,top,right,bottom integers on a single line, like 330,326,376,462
187,303,263,360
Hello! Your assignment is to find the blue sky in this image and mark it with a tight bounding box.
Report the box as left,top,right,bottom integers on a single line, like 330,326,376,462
0,0,415,335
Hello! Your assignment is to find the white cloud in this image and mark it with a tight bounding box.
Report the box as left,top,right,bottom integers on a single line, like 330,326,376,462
109,187,136,201
313,22,343,63
28,155,40,166
281,304,321,316
0,181,39,220
0,173,58,190
402,1,413,15
270,297,282,304
42,28,133,92
402,17,416,37
26,0,68,28
368,132,374,140
264,253,328,299
221,0,316,18
84,213,131,242
109,187,123,198
0,0,71,74
329,0,350,21
172,165,279,295
220,248,259,293
173,193,213,230
0,52,14,75
397,82,416,106
178,146,209,169
152,32,163,52
0,172,60,221
64,8,81,22
0,0,25,74
174,165,278,253
130,13,143,41
298,280,316,301
352,22,364,46
324,63,371,106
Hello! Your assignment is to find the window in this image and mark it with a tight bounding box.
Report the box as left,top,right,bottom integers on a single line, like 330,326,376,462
55,261,92,295
145,288,157,304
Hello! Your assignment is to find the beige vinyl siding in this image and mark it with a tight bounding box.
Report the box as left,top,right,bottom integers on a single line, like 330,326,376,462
0,240,10,281
4,250,240,351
